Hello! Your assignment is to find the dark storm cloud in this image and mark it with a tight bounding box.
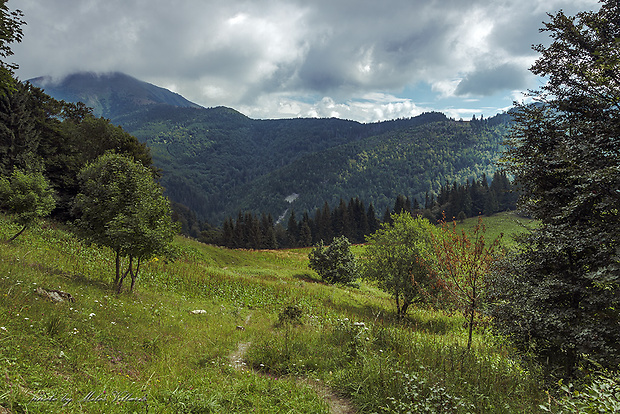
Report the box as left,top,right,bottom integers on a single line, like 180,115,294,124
11,0,600,121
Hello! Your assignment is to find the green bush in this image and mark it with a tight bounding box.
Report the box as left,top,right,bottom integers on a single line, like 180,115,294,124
308,235,358,285
541,373,620,413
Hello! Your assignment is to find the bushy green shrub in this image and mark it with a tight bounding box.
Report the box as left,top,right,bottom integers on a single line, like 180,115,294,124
380,371,474,414
0,169,55,240
308,235,358,285
541,373,620,413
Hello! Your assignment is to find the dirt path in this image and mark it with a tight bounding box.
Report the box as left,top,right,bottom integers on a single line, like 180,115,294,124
301,378,357,414
228,341,252,371
227,313,356,413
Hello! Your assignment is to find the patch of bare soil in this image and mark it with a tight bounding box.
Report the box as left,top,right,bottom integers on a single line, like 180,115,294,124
228,341,252,371
227,339,356,413
300,378,357,414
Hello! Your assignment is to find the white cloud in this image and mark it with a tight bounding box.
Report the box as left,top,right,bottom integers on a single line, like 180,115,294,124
12,0,602,122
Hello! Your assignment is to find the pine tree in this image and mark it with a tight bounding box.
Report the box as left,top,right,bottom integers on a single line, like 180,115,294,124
222,217,235,248
367,203,380,235
286,210,299,247
490,0,620,376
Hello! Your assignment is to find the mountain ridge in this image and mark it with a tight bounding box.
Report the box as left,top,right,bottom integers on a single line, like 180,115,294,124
29,72,203,119
28,71,512,225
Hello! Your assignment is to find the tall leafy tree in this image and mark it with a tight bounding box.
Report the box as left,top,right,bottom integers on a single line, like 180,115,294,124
74,153,177,293
362,213,439,318
491,0,620,376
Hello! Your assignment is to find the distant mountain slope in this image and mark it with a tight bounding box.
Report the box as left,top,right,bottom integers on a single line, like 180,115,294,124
30,72,512,224
222,117,508,223
29,72,202,119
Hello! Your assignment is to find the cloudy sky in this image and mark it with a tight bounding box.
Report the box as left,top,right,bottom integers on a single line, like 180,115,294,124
12,0,600,123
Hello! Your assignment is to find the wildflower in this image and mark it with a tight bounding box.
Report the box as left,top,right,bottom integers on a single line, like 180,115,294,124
0,327,6,332
89,313,96,317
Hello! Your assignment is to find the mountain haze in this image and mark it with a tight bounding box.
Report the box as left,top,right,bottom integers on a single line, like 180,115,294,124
30,72,512,225
29,72,202,119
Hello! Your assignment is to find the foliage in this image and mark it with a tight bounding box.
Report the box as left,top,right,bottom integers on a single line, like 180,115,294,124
308,235,358,285
226,116,509,228
491,0,620,377
0,79,153,218
73,153,177,292
540,372,620,413
380,371,474,414
362,213,440,317
431,171,518,220
431,215,503,350
0,81,42,176
0,169,55,240
0,0,25,89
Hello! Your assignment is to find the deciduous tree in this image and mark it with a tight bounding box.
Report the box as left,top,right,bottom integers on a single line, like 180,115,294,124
0,0,24,89
362,213,439,318
74,153,177,293
431,216,503,350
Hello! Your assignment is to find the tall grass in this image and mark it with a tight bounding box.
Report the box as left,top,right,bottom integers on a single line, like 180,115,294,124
0,213,547,413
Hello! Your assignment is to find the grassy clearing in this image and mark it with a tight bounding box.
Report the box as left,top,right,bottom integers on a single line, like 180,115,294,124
453,211,537,250
1,213,545,413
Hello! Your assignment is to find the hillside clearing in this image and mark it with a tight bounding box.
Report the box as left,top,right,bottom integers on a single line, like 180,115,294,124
0,213,544,413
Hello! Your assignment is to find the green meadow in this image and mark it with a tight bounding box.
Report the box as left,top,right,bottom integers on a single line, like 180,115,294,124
0,212,545,413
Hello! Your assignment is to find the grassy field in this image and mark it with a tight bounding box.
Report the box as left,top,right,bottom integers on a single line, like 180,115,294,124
0,212,546,413
453,211,537,250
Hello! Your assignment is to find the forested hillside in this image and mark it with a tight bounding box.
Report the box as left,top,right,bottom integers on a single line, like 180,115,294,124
31,73,512,225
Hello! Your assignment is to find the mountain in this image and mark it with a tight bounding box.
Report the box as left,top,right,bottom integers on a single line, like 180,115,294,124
30,72,512,225
29,72,202,119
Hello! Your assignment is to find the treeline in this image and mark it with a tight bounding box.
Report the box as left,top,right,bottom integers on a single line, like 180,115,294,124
219,198,381,249
176,171,517,249
429,171,517,220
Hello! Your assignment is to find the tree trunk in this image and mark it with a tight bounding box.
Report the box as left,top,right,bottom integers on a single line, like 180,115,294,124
467,289,476,350
401,297,410,317
114,250,121,289
8,224,27,242
130,257,141,292
116,256,132,294
467,308,474,350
